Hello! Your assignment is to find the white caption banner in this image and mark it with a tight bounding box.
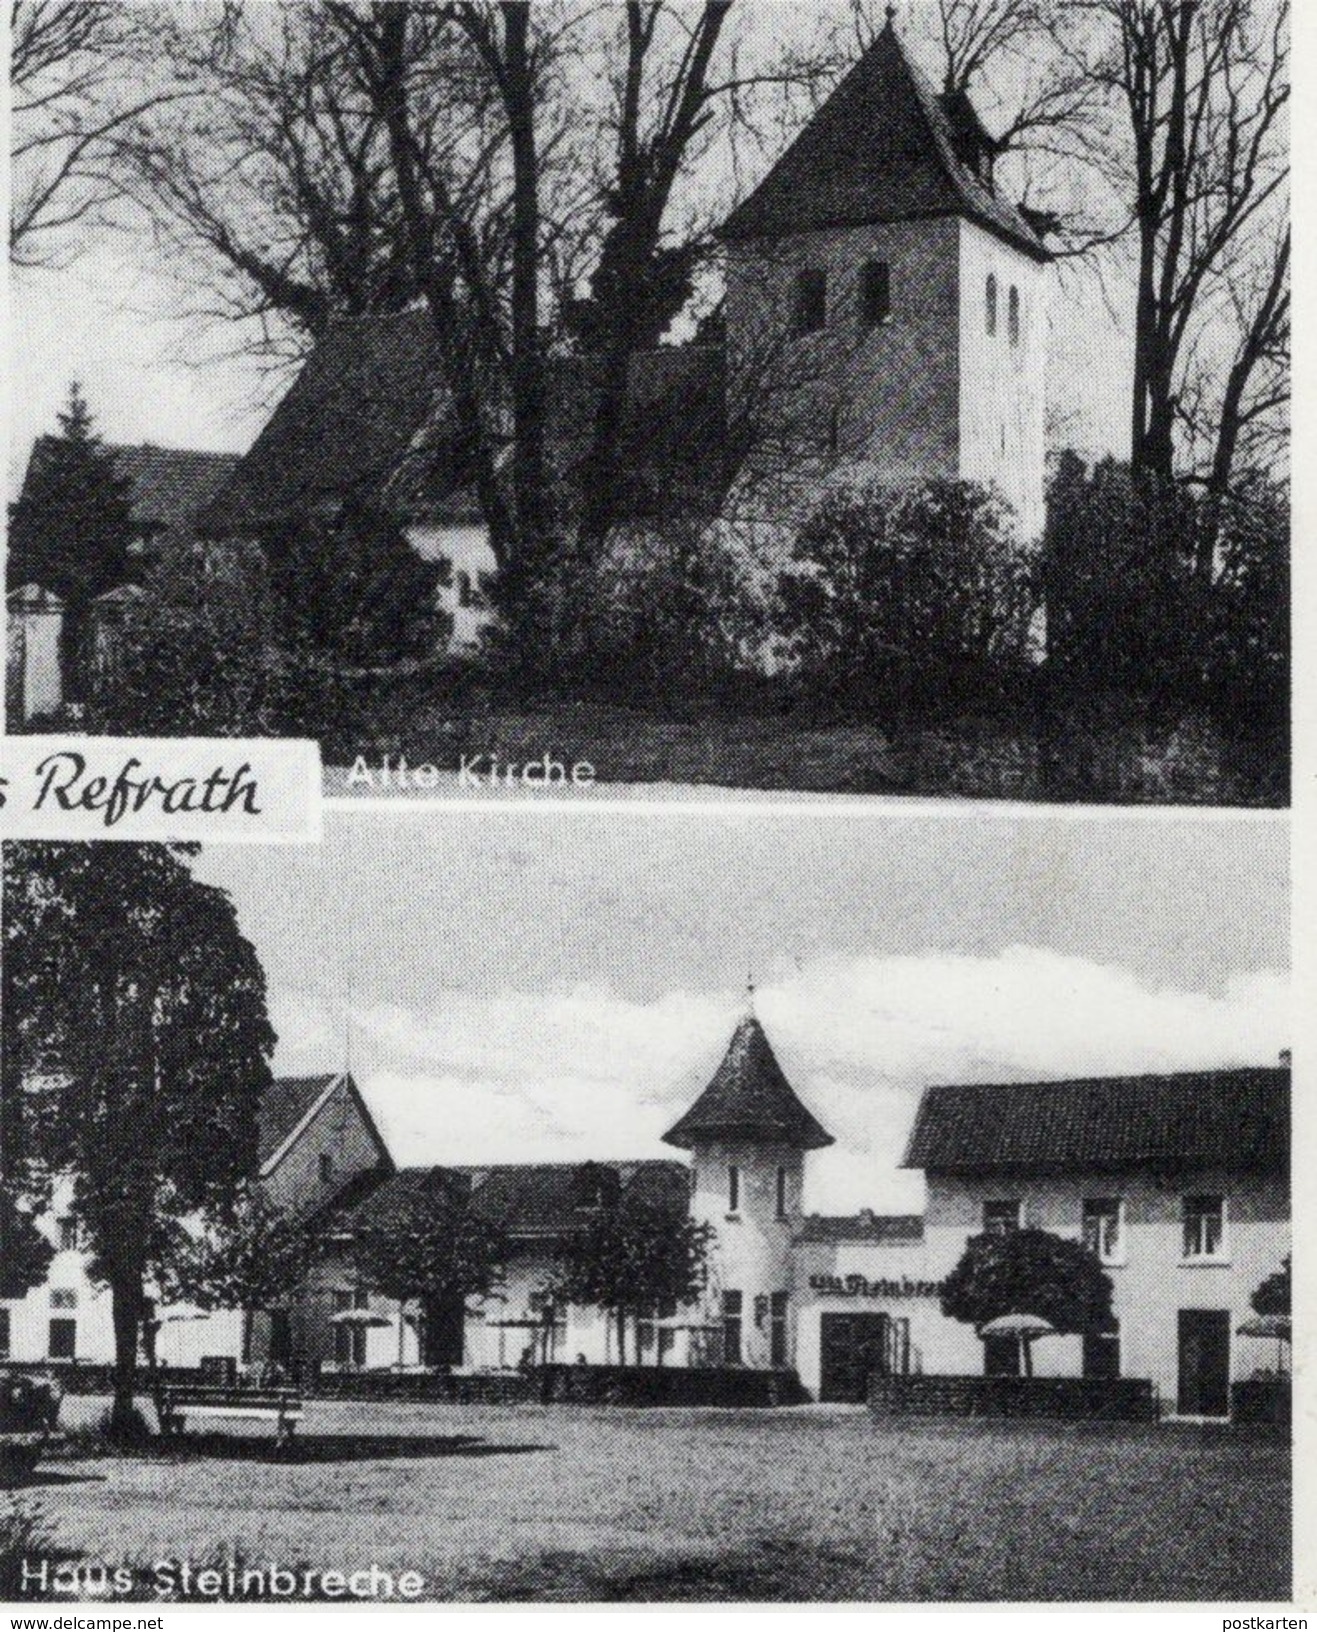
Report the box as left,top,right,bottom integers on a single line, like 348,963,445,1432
0,737,322,843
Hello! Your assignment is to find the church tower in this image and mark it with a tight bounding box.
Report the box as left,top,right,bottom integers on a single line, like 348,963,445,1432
663,1010,832,1371
720,11,1051,538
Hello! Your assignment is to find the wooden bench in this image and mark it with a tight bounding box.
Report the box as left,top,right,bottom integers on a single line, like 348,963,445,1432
155,1384,304,1449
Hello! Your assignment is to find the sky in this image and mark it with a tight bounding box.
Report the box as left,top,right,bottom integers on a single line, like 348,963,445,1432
4,0,1133,496
192,811,1290,1216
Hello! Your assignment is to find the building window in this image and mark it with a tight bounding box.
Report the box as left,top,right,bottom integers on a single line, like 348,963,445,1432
57,1217,78,1251
793,268,827,335
982,1199,1021,1235
722,1290,743,1364
1008,284,1021,345
48,1318,76,1360
776,1166,789,1221
50,1288,77,1310
860,259,891,326
1183,1195,1226,1260
1083,1320,1121,1379
0,1308,10,1359
728,1164,740,1213
319,1153,334,1184
769,1291,789,1366
986,273,997,336
332,1287,370,1369
432,554,453,589
1082,1197,1123,1263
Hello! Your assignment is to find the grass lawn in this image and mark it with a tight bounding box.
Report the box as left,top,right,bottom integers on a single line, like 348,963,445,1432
330,693,1280,805
11,1397,1291,1602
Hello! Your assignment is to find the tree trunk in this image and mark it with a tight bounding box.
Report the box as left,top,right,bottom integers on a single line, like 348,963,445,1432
108,1266,145,1440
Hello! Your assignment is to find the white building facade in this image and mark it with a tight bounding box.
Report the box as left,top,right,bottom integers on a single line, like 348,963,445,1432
2,1030,1287,1421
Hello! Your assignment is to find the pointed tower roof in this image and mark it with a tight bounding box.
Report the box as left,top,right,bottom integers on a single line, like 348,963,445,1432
663,1016,834,1150
720,18,1049,262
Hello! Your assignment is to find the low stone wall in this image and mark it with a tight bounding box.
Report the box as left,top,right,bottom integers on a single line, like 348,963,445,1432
308,1369,537,1405
868,1373,1159,1422
540,1363,808,1407
4,1360,806,1409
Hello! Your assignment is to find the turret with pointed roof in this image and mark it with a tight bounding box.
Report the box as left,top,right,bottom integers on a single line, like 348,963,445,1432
720,14,1048,262
663,1015,834,1151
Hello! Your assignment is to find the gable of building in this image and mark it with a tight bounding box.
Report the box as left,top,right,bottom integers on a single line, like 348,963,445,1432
902,1067,1290,1176
258,1073,394,1218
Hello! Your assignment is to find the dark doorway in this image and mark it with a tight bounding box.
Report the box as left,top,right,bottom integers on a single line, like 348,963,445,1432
983,1334,1020,1377
269,1309,293,1371
1083,1321,1121,1379
1177,1309,1231,1416
819,1311,891,1402
422,1297,466,1369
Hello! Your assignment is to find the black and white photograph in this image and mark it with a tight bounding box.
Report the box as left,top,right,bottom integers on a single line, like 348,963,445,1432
4,0,1290,803
0,812,1292,1601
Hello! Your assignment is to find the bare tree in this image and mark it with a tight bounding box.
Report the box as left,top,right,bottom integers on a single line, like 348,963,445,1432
9,1,177,263
114,3,509,363
1081,0,1288,481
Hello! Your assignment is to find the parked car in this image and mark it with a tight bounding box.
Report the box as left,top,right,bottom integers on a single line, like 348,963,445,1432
0,1369,63,1482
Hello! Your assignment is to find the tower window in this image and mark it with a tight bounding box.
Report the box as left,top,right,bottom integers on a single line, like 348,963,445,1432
793,268,827,335
776,1166,788,1220
319,1153,334,1184
728,1164,740,1212
1008,284,1021,345
986,273,997,336
860,259,891,327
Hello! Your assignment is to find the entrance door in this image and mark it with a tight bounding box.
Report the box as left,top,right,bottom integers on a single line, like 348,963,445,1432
1177,1309,1231,1416
819,1312,890,1403
422,1296,466,1369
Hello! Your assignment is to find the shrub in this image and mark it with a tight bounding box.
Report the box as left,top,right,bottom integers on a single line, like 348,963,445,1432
259,501,447,667
1043,455,1208,702
772,478,1038,711
0,1496,53,1596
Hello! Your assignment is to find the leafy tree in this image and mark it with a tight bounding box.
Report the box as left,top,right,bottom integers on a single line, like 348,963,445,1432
551,1199,712,1367
157,1181,316,1318
7,383,137,621
348,1174,508,1369
773,478,1038,711
1251,1255,1290,1319
2,843,276,1438
259,501,447,668
941,1228,1114,1375
0,1190,54,1300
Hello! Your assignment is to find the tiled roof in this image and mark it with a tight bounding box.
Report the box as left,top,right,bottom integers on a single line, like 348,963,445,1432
795,1212,924,1245
19,437,240,543
902,1067,1290,1175
202,305,728,536
200,308,448,534
327,1158,691,1242
721,21,1049,261
257,1074,339,1167
663,1016,834,1151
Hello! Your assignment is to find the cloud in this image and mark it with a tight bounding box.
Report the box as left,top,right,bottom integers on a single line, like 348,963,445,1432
270,947,1288,1217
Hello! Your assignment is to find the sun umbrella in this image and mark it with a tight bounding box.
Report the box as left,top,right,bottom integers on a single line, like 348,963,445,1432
978,1313,1057,1378
1237,1314,1290,1340
1237,1313,1290,1374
